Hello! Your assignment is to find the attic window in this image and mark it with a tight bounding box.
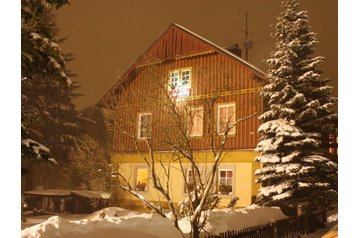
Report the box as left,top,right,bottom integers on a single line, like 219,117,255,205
168,68,191,98
170,71,180,89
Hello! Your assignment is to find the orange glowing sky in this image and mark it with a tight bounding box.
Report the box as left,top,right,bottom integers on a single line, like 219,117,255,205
56,0,337,110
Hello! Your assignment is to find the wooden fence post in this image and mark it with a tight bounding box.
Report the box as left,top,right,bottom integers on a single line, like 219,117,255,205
272,222,277,238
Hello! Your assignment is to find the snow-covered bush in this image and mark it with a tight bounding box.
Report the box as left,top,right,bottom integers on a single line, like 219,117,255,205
178,187,219,217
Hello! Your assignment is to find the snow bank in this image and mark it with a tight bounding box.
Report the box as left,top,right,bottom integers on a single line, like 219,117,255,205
86,207,137,219
179,204,287,236
327,213,338,223
22,206,287,238
21,207,182,238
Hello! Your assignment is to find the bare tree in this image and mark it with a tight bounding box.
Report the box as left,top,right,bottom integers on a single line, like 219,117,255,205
111,67,257,238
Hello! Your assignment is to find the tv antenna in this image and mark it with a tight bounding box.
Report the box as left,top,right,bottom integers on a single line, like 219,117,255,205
241,11,253,61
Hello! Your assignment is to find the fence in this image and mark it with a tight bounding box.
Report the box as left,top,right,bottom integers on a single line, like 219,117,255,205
206,214,324,238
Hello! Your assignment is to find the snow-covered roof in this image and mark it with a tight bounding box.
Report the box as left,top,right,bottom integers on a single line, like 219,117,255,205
24,190,71,196
71,190,111,199
23,190,111,199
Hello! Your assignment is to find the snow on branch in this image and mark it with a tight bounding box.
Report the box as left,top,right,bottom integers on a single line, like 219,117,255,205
259,183,290,196
257,163,300,174
256,154,281,163
256,138,277,153
258,119,303,137
22,138,57,164
272,191,292,201
281,151,300,163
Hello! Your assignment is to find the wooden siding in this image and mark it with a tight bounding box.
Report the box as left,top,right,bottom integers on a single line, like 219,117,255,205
111,24,264,153
136,26,213,65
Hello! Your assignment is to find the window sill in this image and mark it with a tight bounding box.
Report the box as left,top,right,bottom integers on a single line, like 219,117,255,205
218,132,236,137
188,135,203,138
217,193,235,198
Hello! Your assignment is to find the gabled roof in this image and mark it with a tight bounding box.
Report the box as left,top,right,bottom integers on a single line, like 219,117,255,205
172,23,266,77
97,23,267,108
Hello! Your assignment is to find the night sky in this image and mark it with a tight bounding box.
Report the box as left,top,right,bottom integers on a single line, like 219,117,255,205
56,0,338,110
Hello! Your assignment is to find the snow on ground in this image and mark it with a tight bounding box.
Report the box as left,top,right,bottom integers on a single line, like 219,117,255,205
21,205,288,238
186,204,287,235
302,213,338,238
327,213,338,223
22,207,182,238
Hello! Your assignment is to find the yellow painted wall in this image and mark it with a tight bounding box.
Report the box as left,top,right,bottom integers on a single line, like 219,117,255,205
111,150,260,208
251,161,261,203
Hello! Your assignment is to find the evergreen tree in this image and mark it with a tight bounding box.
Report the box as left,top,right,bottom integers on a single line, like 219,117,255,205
255,0,337,213
21,0,84,189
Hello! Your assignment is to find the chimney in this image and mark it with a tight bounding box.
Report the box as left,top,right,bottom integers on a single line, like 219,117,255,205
224,44,242,57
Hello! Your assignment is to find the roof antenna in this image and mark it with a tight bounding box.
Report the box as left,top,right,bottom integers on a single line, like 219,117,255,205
241,11,253,61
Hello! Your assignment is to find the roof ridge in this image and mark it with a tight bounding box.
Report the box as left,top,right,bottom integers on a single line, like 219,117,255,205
171,23,266,77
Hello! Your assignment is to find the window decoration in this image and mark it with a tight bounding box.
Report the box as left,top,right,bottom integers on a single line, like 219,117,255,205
218,169,233,195
168,68,191,98
135,168,149,191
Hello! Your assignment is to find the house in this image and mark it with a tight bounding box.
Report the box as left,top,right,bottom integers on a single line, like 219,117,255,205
98,23,267,209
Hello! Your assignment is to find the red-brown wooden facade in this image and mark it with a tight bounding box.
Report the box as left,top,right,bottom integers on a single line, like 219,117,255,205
99,23,267,153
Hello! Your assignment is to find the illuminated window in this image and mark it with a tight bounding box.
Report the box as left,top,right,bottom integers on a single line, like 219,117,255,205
218,169,233,195
181,69,190,86
170,71,180,89
135,168,148,191
168,68,191,98
217,103,236,135
188,106,204,137
138,113,152,139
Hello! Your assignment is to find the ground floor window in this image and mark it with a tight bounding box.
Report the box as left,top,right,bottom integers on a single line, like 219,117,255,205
218,169,233,195
135,168,149,191
184,169,201,193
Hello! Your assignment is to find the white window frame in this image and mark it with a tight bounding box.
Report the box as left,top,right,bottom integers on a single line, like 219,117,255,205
168,68,192,98
180,69,191,87
135,167,149,192
137,113,152,139
169,70,180,90
184,168,201,194
217,103,236,135
217,168,234,196
188,106,204,137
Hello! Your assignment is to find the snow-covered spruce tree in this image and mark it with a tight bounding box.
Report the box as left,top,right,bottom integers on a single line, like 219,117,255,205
255,0,337,214
21,0,85,189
